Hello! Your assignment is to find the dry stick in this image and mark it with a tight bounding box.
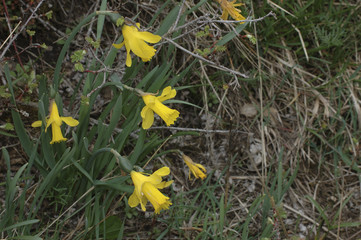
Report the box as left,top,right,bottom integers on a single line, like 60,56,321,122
169,0,186,33
76,161,129,236
142,134,173,169
286,20,309,62
224,119,233,211
248,146,290,239
267,0,296,18
146,126,248,134
349,227,361,239
252,1,289,238
0,21,21,51
252,0,267,196
164,37,248,78
0,0,45,60
1,0,24,68
161,12,276,76
283,204,344,240
205,11,276,24
200,61,232,118
337,162,345,240
38,186,95,236
19,0,67,38
170,15,209,34
198,60,215,163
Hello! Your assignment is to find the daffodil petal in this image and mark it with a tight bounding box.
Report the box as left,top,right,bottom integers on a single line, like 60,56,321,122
31,120,42,128
130,171,147,199
137,31,161,43
156,180,174,189
142,95,155,106
221,10,229,20
141,106,154,130
128,192,140,207
61,117,79,127
141,105,150,118
113,42,125,49
157,86,176,102
196,163,207,172
46,101,63,131
128,39,156,62
218,0,245,23
154,166,171,176
140,196,148,212
45,118,54,132
125,42,132,67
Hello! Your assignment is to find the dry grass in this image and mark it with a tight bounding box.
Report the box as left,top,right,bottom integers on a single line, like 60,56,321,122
1,0,361,239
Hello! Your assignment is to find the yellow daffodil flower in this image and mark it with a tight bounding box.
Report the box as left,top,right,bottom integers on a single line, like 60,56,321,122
31,101,79,144
141,86,180,129
128,167,173,214
113,23,161,67
217,0,245,23
182,154,207,180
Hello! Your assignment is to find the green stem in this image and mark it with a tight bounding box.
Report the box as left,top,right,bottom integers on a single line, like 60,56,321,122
87,148,133,173
121,83,146,96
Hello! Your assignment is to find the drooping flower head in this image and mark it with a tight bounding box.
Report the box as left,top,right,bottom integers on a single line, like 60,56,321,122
141,86,180,129
217,0,245,23
113,22,161,67
182,154,207,180
31,101,79,144
128,167,173,214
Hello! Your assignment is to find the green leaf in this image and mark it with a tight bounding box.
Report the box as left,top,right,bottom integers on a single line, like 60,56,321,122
74,62,84,72
1,122,14,131
40,43,48,49
71,50,87,63
45,10,53,20
0,85,11,98
10,236,43,240
99,216,123,240
0,129,16,137
3,219,39,231
26,29,35,36
53,12,97,91
85,36,100,48
156,5,181,35
216,22,248,46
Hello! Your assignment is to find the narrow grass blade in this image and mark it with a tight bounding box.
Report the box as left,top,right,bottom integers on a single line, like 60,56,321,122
216,23,248,46
3,219,39,231
156,5,181,35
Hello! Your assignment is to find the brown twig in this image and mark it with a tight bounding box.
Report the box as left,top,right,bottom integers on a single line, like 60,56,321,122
1,0,24,69
0,0,45,60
